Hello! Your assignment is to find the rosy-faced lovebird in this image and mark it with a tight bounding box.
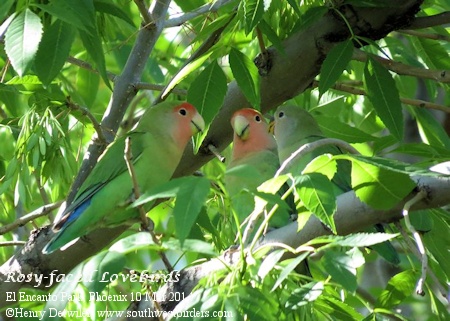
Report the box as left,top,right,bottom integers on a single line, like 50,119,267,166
224,108,291,228
273,105,399,265
43,101,205,254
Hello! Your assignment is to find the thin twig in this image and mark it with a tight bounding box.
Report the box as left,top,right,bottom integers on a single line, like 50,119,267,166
0,241,26,247
66,100,108,145
34,172,50,205
312,81,450,113
119,91,149,134
133,0,153,25
124,137,174,273
275,138,360,177
402,190,428,296
0,106,8,119
394,221,447,298
134,82,188,95
398,30,450,42
352,49,450,84
0,201,63,235
165,0,233,28
208,144,225,162
0,59,10,83
67,56,116,81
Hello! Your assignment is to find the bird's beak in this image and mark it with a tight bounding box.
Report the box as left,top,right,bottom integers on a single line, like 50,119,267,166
232,115,250,139
190,112,205,134
268,120,275,134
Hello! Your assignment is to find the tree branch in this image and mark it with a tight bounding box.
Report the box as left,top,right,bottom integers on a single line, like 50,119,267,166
0,0,426,309
0,201,63,235
127,174,450,317
311,81,450,113
165,0,233,28
398,29,450,42
352,49,450,83
65,0,171,205
404,11,450,29
172,0,423,178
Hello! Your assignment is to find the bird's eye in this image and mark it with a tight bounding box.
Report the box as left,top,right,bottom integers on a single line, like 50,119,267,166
254,115,261,122
278,111,285,118
179,108,187,116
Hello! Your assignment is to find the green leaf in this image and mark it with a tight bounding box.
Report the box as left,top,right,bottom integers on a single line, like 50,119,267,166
316,115,376,143
272,253,309,291
303,154,338,181
161,53,212,99
35,20,76,85
94,0,135,27
79,28,110,88
5,9,43,76
83,250,126,293
295,173,337,233
110,232,159,253
412,37,450,70
309,233,398,249
349,156,415,210
133,177,192,207
187,61,227,125
34,1,95,33
364,57,403,140
43,264,84,316
322,248,364,292
319,40,354,97
375,270,417,308
243,0,269,34
76,63,100,106
410,107,450,149
258,19,285,54
285,282,324,310
229,47,260,109
0,0,15,21
316,296,364,321
258,249,285,279
292,7,328,33
172,177,210,245
164,238,217,256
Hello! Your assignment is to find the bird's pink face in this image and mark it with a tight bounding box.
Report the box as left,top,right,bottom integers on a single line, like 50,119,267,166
231,108,276,159
231,108,267,140
172,102,205,149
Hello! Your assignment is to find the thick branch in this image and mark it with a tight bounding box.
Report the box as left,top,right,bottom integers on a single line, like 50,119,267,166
0,0,424,308
128,174,450,317
172,0,423,178
405,11,450,29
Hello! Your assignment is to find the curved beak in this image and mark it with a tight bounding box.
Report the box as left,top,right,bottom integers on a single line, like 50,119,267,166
232,115,250,139
268,120,275,134
190,112,205,135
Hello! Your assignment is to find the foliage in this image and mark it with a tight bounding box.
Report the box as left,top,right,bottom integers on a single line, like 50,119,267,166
1,0,450,320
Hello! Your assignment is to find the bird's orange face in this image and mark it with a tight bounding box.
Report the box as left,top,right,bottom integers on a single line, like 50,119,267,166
172,102,205,148
231,108,267,140
230,108,277,159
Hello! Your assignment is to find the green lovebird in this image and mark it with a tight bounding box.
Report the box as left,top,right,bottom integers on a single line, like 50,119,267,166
224,108,291,229
273,105,399,265
43,101,205,254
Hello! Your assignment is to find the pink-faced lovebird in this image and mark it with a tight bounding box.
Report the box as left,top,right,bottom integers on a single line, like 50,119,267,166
225,108,291,229
43,101,205,254
273,105,399,265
